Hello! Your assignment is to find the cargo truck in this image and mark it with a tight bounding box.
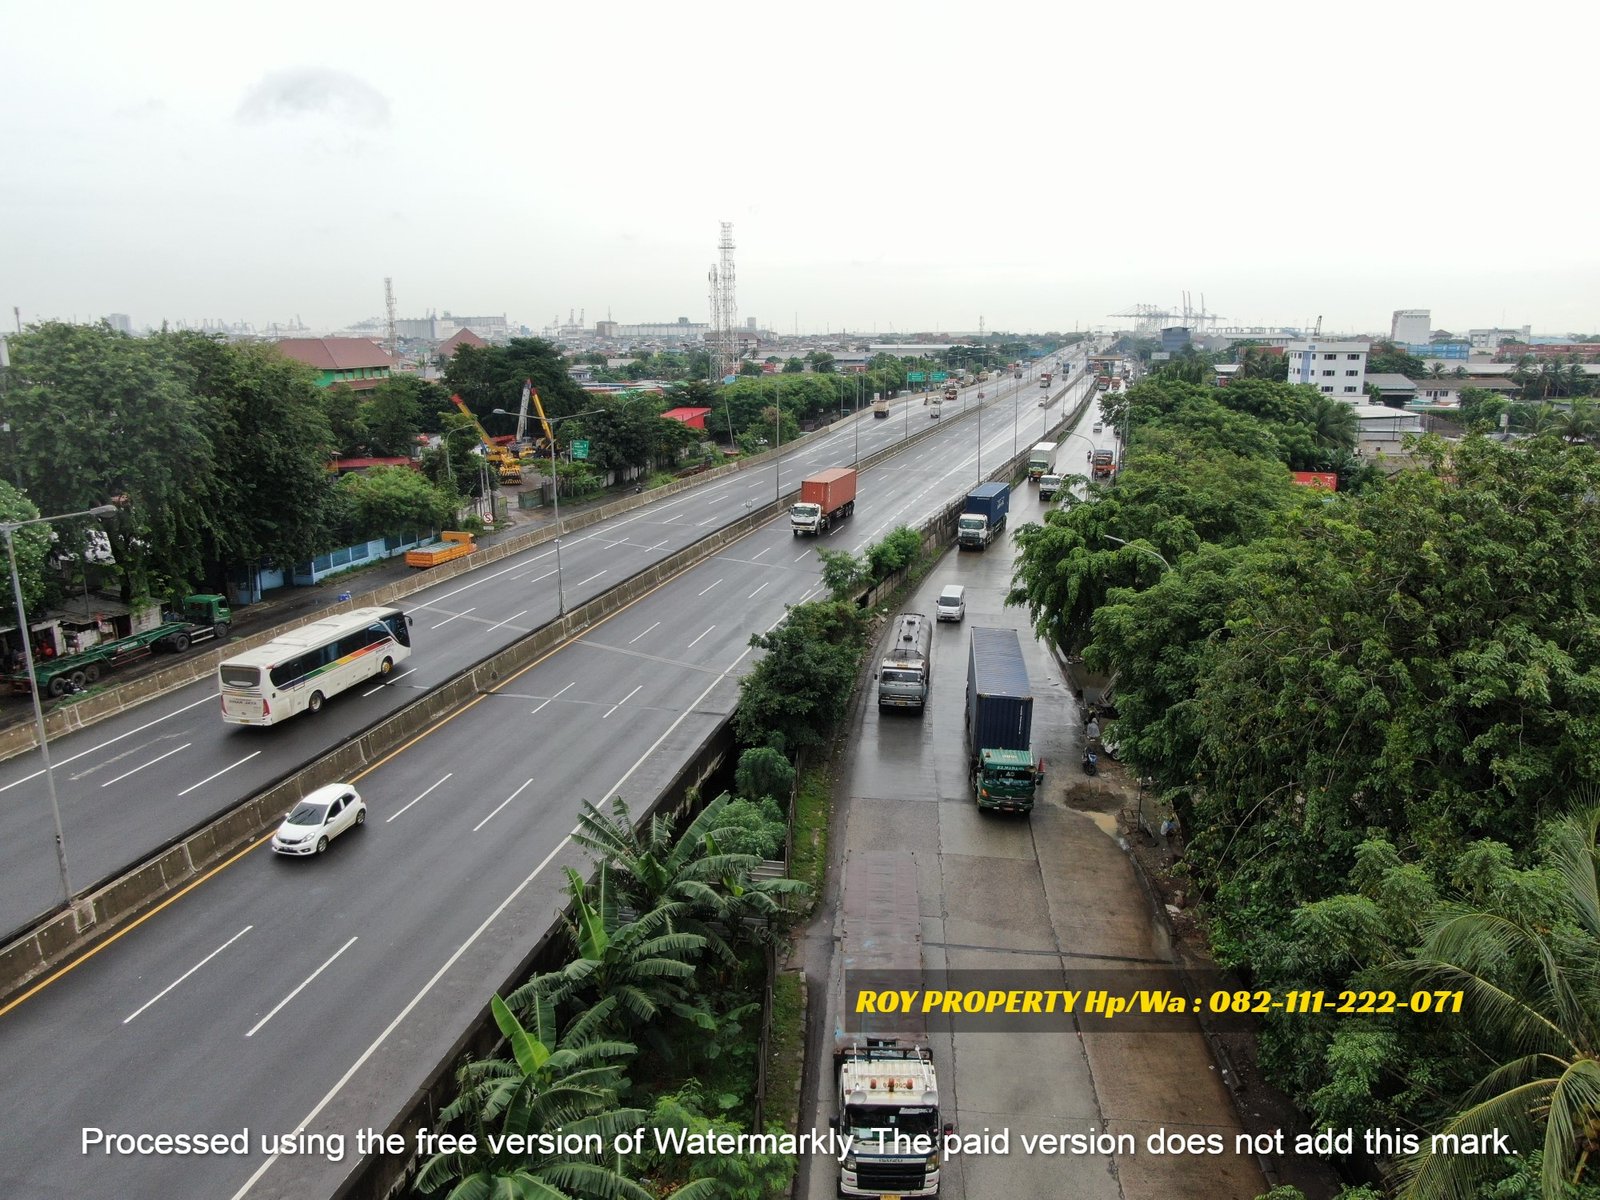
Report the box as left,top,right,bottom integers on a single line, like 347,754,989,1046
1091,450,1117,480
1027,441,1058,480
965,627,1044,813
1038,473,1064,501
872,396,890,418
831,850,947,1198
876,612,931,711
791,467,858,536
7,594,233,698
956,482,1009,549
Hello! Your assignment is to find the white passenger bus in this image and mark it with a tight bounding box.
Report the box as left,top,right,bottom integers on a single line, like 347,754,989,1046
218,607,413,726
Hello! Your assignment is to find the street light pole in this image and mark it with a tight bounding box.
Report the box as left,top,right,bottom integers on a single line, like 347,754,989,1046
1103,534,1172,572
3,503,119,907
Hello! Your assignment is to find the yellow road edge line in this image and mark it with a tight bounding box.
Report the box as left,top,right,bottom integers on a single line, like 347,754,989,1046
0,830,276,1019
4,525,756,1017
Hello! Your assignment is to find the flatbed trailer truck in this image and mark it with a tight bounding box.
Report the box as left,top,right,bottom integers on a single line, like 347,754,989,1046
7,594,233,698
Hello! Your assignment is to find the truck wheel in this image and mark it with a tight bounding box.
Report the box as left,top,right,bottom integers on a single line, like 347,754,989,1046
172,632,191,652
308,691,325,714
70,670,88,691
84,664,101,684
48,676,67,698
212,623,229,641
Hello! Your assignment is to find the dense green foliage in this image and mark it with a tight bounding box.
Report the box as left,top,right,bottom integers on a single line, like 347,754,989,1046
733,600,869,754
1010,368,1600,1195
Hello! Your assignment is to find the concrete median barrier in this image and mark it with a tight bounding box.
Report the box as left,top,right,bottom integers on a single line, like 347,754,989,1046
0,493,788,1004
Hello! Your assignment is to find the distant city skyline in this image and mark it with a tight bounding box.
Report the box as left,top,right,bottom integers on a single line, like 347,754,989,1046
3,2,1594,343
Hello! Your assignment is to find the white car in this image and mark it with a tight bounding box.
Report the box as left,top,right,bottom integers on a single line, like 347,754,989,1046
271,783,366,856
1093,422,1104,433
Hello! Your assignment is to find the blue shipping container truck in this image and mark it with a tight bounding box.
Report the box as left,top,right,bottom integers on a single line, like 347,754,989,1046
964,627,1042,813
957,482,1010,549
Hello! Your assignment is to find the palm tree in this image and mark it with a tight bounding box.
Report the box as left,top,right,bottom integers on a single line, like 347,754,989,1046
1518,403,1564,437
1557,400,1597,444
1304,392,1359,451
507,865,706,1045
1451,365,1469,378
1429,362,1446,378
1394,807,1600,1200
415,993,662,1200
573,794,809,962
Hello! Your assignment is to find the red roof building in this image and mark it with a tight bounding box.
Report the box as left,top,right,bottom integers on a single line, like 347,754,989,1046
661,406,712,430
275,338,395,391
439,327,490,358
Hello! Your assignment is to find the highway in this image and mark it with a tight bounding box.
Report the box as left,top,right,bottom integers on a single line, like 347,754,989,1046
0,352,1096,1198
0,360,1070,939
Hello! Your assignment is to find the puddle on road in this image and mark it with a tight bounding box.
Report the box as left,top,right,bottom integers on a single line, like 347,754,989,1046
1084,810,1120,838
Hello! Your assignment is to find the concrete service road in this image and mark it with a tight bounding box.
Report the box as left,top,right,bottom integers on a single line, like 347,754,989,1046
802,399,1264,1200
0,359,1092,1199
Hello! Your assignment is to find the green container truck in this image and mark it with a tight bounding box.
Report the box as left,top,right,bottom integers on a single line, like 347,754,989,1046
9,594,232,698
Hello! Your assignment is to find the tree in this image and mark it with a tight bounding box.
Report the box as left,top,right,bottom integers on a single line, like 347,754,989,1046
1395,807,1600,1200
734,746,795,808
0,482,49,633
319,384,363,456
3,321,215,604
814,547,868,601
782,357,804,374
734,601,868,753
336,465,454,540
1301,391,1359,453
356,377,424,457
158,332,338,587
508,866,705,1047
415,992,658,1200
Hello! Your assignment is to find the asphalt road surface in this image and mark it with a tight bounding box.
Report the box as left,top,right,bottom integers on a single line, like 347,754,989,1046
0,352,1098,1199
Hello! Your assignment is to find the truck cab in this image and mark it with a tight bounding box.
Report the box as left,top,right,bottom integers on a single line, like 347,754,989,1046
975,747,1042,813
1037,474,1063,501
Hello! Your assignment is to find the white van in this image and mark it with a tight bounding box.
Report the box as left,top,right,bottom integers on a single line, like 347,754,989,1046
935,585,966,623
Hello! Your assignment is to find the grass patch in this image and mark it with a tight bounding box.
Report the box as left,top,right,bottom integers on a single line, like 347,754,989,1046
763,971,806,1141
791,766,831,913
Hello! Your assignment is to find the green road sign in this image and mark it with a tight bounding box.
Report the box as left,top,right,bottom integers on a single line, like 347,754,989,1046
907,372,926,382
931,372,948,382
571,439,590,460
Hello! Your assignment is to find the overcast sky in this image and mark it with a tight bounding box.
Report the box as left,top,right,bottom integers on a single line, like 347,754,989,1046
2,0,1595,340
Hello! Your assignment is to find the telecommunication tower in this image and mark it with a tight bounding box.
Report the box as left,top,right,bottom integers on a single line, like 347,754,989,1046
384,277,398,358
707,222,738,383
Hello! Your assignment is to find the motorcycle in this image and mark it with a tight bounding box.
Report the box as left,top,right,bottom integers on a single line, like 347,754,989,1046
1081,751,1099,776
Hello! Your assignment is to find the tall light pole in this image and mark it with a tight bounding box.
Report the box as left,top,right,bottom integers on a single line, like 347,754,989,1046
1103,534,1172,572
4,503,119,906
494,407,604,616
773,384,782,505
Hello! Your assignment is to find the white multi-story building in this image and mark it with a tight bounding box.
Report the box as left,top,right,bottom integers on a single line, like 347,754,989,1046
1391,309,1430,345
1287,340,1369,400
1467,326,1531,352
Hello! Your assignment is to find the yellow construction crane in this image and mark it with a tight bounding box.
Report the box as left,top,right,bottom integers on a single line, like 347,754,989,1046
448,394,522,484
511,379,557,461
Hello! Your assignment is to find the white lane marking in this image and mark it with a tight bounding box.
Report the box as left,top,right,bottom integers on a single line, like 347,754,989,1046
527,568,558,583
602,685,643,719
628,621,660,645
697,516,721,526
0,692,218,795
747,581,769,599
362,667,415,697
697,578,723,596
574,571,607,587
101,742,192,788
473,778,534,832
125,925,252,1024
176,751,263,798
245,937,359,1038
385,774,452,824
752,546,772,561
485,610,529,633
687,625,716,649
529,681,575,716
661,514,681,523
430,607,477,630
419,555,546,606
